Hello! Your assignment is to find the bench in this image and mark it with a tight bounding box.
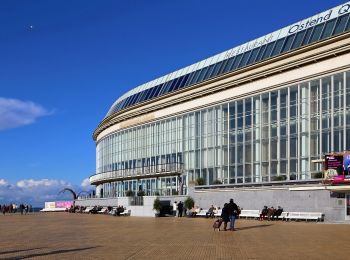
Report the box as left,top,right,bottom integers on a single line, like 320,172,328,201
120,209,131,216
285,212,324,222
214,209,222,217
239,209,260,219
278,212,289,220
83,207,94,213
97,207,108,214
196,209,208,217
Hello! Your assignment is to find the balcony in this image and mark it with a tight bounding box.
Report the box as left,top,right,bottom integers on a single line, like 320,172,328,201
90,163,184,185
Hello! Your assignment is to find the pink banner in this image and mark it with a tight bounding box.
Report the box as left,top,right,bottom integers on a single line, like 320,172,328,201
55,201,73,208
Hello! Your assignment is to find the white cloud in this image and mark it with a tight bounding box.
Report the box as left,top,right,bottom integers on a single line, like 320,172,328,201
0,179,8,186
0,97,52,130
81,178,92,188
16,179,68,188
0,178,79,207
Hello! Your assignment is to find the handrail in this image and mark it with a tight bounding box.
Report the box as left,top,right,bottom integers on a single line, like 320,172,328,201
90,162,184,185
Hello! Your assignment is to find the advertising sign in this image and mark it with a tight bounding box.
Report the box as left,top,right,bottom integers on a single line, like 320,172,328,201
325,154,343,175
324,153,350,184
55,201,73,209
343,153,350,179
45,202,56,209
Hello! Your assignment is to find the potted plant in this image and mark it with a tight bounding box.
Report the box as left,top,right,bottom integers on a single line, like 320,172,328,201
153,197,162,217
137,190,145,196
195,177,205,186
184,196,195,213
213,179,222,185
126,190,134,197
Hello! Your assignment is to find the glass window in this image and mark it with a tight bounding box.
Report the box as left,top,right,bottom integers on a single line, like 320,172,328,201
301,28,313,45
308,23,325,43
209,61,224,78
255,45,267,62
221,56,236,74
167,79,180,93
261,41,276,60
196,66,209,83
127,94,138,107
333,14,350,35
245,99,252,127
150,84,163,99
202,64,216,81
123,96,133,108
291,30,306,49
270,38,284,56
229,102,235,130
346,15,350,31
140,89,152,102
143,87,156,101
177,74,190,90
159,80,172,95
246,47,260,65
230,53,243,71
188,69,203,86
183,72,195,87
320,19,336,39
171,75,185,92
281,34,295,53
237,50,251,68
118,98,127,110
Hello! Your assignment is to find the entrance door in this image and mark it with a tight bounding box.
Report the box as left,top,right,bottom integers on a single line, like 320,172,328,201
346,194,350,221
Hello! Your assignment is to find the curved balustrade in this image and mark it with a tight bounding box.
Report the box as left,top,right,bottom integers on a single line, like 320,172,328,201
90,163,184,185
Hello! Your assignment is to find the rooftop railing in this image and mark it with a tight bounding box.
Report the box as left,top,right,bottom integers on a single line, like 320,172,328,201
90,162,184,185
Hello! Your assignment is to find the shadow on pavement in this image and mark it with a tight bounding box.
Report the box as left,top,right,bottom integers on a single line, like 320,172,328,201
235,224,273,231
5,246,100,259
0,248,46,255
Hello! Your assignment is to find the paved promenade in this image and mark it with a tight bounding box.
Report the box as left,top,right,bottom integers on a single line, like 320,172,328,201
0,213,350,259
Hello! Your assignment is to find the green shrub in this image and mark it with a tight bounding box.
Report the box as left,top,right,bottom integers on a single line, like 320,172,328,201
184,196,195,210
213,179,222,185
272,175,287,181
195,177,205,186
137,190,145,196
313,172,323,179
153,197,162,212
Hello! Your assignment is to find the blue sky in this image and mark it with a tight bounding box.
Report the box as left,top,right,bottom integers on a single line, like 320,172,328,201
0,0,346,204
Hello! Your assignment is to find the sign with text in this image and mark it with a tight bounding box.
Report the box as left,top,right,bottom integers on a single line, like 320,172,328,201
55,201,73,209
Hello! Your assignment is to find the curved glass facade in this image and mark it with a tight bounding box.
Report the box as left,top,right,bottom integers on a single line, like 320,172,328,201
106,11,350,118
95,70,350,198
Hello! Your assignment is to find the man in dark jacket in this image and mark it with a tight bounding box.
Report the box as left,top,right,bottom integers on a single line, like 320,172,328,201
227,199,239,231
177,201,183,217
221,203,230,231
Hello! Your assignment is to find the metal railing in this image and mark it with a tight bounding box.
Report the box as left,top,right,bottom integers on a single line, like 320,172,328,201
90,162,184,185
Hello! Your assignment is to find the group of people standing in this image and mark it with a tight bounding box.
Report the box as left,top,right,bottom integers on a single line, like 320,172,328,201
173,201,184,217
1,204,32,215
220,199,240,231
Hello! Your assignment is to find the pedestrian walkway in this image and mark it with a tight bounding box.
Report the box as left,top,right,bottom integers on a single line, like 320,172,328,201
0,213,349,259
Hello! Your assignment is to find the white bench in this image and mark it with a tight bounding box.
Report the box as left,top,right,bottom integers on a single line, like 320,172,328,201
97,207,108,214
120,209,131,216
278,212,289,220
285,212,324,222
196,209,208,217
239,209,260,219
84,207,94,213
214,209,222,217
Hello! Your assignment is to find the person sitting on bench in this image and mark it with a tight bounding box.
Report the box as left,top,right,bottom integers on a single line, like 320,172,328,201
206,205,215,218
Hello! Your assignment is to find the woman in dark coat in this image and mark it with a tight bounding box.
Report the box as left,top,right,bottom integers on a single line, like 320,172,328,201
221,203,230,231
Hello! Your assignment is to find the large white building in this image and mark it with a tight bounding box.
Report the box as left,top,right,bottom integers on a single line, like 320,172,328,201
87,2,350,221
